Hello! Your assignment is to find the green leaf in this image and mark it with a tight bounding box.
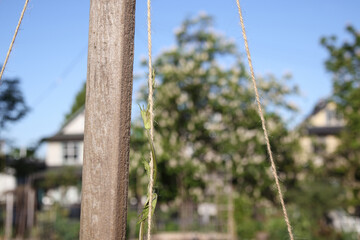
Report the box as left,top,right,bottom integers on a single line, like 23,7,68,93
138,221,144,240
138,199,149,224
137,193,158,224
151,193,158,216
143,160,150,178
151,69,156,88
149,136,157,184
139,104,151,130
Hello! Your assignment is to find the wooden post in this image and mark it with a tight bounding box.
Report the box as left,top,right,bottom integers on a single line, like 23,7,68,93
26,187,35,230
79,0,136,239
226,162,237,240
5,193,14,240
227,185,237,240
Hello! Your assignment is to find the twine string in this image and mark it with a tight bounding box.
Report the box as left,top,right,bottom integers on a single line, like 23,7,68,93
0,0,30,85
147,0,155,239
235,1,295,240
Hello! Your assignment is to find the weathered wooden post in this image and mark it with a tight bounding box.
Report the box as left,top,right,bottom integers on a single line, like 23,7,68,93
79,0,136,239
5,193,13,240
26,186,35,230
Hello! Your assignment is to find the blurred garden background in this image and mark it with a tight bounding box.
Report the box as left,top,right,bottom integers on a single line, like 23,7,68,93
1,1,360,239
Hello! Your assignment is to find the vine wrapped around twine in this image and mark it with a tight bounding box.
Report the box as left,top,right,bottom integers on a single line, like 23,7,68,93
137,0,157,240
146,0,155,239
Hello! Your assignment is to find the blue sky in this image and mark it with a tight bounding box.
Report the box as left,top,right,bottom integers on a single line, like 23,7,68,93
0,0,359,155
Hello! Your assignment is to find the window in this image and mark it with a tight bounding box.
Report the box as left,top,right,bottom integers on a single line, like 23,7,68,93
326,109,342,126
62,142,79,164
312,137,326,154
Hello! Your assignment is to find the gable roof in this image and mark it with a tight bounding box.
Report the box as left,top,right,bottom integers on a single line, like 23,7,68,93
309,98,330,117
42,106,85,142
44,134,84,142
58,106,85,134
307,126,342,136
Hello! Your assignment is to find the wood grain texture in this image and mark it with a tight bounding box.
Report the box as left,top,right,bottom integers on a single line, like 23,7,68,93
79,0,136,239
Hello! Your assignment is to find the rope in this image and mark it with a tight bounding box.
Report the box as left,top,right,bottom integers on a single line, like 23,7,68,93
235,1,295,240
146,0,155,239
0,0,30,86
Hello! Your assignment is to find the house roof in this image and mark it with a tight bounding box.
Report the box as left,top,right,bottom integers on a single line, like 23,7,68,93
301,98,332,124
296,98,330,130
296,97,345,135
42,134,84,142
307,126,343,136
309,98,330,117
58,106,85,133
42,106,85,143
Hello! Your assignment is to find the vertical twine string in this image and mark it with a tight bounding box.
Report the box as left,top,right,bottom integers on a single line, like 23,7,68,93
235,1,295,240
0,0,30,86
147,0,154,239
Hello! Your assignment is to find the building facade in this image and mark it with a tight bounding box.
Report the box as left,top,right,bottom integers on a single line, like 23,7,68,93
45,107,85,167
299,99,344,165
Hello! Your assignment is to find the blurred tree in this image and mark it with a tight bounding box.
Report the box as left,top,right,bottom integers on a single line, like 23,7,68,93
35,204,80,240
64,82,86,121
288,178,345,238
6,147,45,184
131,14,300,229
0,78,29,172
0,78,29,130
0,154,4,171
321,25,360,213
38,166,80,190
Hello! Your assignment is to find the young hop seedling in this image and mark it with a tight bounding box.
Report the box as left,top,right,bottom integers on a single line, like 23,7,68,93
138,71,158,240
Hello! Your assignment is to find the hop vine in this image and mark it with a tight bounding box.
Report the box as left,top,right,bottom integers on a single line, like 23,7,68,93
138,71,158,240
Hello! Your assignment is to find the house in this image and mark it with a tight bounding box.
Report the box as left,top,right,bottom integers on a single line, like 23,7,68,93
0,140,16,210
0,140,4,154
44,107,85,167
299,99,344,165
41,107,85,206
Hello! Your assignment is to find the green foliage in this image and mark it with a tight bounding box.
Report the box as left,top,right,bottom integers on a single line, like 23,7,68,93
9,147,36,158
287,179,345,239
131,14,300,208
321,25,360,208
340,232,359,240
233,195,260,239
34,205,79,240
128,123,149,202
8,157,45,179
290,179,344,220
0,79,29,130
140,104,151,130
138,72,158,240
0,207,5,237
53,215,80,240
233,193,354,240
138,193,158,224
265,217,288,240
64,82,86,121
5,147,44,179
0,154,5,172
37,166,80,189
